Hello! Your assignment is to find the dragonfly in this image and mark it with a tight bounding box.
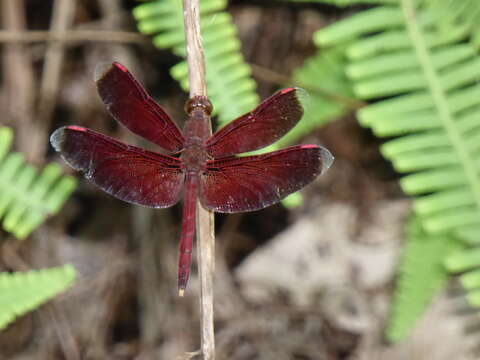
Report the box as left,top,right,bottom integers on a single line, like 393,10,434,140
50,62,333,296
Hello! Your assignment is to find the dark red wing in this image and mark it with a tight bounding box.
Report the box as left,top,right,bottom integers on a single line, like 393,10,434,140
50,126,184,208
206,88,304,158
96,62,185,153
200,145,333,213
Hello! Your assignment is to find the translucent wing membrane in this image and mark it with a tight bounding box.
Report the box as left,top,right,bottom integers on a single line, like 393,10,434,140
96,62,185,153
206,88,304,157
50,126,184,208
200,145,333,213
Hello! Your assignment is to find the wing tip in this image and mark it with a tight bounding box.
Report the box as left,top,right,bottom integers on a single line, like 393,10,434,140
299,144,334,173
319,146,334,173
278,87,307,117
279,86,305,97
50,126,88,152
280,87,297,94
94,61,127,82
112,61,128,72
50,127,66,152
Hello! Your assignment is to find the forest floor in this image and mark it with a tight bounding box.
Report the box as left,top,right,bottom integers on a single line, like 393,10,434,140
0,1,477,359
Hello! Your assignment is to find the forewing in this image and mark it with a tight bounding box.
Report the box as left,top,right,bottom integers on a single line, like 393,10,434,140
206,88,304,157
50,126,184,208
200,145,333,213
96,62,185,153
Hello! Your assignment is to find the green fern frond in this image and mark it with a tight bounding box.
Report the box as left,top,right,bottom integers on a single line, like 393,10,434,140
274,48,354,148
133,0,259,125
447,245,480,308
313,0,480,341
0,127,77,239
387,216,460,342
276,0,399,6
445,242,480,308
316,1,480,239
427,0,480,49
0,265,76,330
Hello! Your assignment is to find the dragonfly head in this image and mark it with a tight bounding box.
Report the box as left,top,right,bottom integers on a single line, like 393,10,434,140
185,96,213,116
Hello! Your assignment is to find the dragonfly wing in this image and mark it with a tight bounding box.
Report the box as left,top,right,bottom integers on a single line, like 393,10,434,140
206,88,303,157
200,145,333,213
51,126,184,208
96,62,185,153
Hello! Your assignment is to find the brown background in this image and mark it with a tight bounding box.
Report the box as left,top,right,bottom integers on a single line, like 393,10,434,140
0,1,476,359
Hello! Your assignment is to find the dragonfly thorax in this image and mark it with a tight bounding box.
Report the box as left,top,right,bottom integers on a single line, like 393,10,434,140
181,144,209,173
183,97,212,148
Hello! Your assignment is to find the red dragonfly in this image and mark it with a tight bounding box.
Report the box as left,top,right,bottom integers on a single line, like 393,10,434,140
50,62,333,295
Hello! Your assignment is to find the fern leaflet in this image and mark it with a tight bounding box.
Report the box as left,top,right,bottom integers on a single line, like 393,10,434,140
0,265,76,330
0,127,77,239
387,217,461,342
275,0,399,6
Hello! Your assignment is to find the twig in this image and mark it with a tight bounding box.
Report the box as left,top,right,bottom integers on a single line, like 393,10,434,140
182,1,215,359
43,305,81,360
177,350,201,360
0,30,145,43
183,1,207,96
38,0,76,132
1,0,36,161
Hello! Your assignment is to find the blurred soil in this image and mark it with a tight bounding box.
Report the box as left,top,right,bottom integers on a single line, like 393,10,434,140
0,1,476,359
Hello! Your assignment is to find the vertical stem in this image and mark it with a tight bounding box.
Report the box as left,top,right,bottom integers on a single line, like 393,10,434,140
183,0,207,97
182,1,215,360
1,0,36,161
39,0,75,119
